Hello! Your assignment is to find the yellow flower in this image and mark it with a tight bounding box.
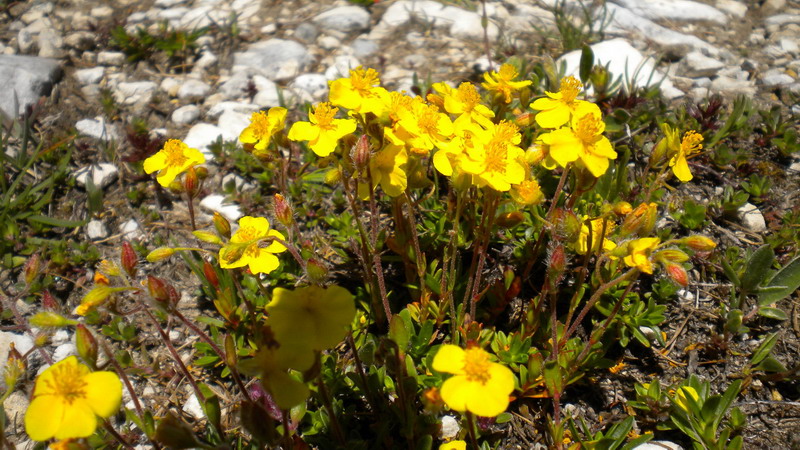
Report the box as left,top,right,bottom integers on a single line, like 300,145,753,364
143,139,205,187
238,345,313,410
440,441,467,450
482,63,532,103
219,216,286,274
538,103,617,177
433,82,494,128
329,66,389,117
394,97,454,156
432,345,515,417
460,121,526,191
673,386,700,412
359,129,408,198
266,285,356,351
670,130,703,182
573,217,616,255
288,102,357,157
25,356,121,441
510,179,544,206
239,107,287,155
530,76,593,129
432,120,483,177
621,237,661,274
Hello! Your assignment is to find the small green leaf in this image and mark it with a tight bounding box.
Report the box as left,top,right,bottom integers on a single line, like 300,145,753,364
759,255,800,305
579,45,594,84
27,214,87,228
543,360,564,397
750,332,780,366
388,314,410,351
741,245,774,293
757,306,788,321
753,355,787,373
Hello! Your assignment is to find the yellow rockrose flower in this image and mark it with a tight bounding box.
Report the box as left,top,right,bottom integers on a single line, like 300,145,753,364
432,120,484,177
219,216,286,274
359,129,409,198
621,237,661,274
433,81,494,128
288,102,357,157
530,76,593,129
538,103,617,177
394,97,454,155
440,441,467,450
432,345,515,417
670,130,703,182
143,139,205,187
25,356,122,441
510,179,544,206
573,216,616,255
482,63,532,104
239,107,287,155
329,66,389,117
460,121,526,191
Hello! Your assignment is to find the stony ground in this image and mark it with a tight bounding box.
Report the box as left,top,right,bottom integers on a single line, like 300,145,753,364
0,0,799,448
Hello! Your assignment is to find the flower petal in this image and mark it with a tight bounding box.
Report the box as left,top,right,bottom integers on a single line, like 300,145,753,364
432,345,466,375
247,251,279,274
25,395,64,441
142,152,167,175
54,400,97,440
440,375,481,412
287,121,318,143
83,371,123,418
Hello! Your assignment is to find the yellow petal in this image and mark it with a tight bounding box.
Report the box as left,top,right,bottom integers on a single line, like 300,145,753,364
262,229,287,253
265,371,310,410
25,395,64,441
543,129,581,167
247,251,280,274
311,285,356,349
432,345,466,375
440,375,481,412
287,121,318,142
534,105,570,129
580,151,610,177
142,152,166,175
54,401,97,440
83,371,123,418
672,154,693,182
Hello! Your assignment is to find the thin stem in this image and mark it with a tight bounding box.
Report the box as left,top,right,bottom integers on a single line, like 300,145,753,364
575,278,638,364
480,0,493,72
367,168,392,323
347,331,377,412
282,409,293,450
403,192,427,299
187,190,197,231
467,191,499,322
524,165,571,280
104,419,134,449
466,412,480,449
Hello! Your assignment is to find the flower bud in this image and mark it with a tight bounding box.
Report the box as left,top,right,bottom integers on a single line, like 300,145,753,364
24,253,42,285
515,112,534,127
273,194,294,228
665,262,689,287
590,65,609,91
496,211,525,228
167,180,184,194
147,276,171,305
305,258,329,285
351,134,371,170
203,260,219,288
75,324,98,368
224,333,237,369
4,343,25,390
147,247,176,263
97,260,120,278
29,311,76,328
682,235,717,252
183,166,199,196
213,212,231,239
619,202,657,237
422,387,444,413
546,244,568,291
41,289,58,310
194,166,208,179
324,167,342,185
193,230,223,245
612,201,632,216
526,145,545,166
655,249,690,263
551,209,581,241
121,241,138,278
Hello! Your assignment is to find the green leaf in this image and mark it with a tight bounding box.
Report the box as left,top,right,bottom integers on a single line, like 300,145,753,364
753,355,787,373
741,245,774,293
713,380,742,432
199,383,222,437
388,314,410,351
579,45,594,84
26,214,87,228
721,257,740,287
757,306,788,321
759,255,800,305
750,332,780,366
543,360,564,397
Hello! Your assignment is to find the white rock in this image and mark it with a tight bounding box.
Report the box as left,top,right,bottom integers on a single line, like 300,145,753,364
715,0,747,18
3,391,30,426
252,78,282,107
217,109,251,141
115,81,158,105
351,38,379,57
291,73,329,100
52,329,71,345
764,14,800,27
232,39,312,81
779,37,799,54
613,0,727,23
313,6,371,33
155,0,186,7
738,203,766,232
74,67,104,85
761,69,795,86
207,101,260,119
558,39,678,98
325,55,361,80
183,393,204,420
178,79,212,101
376,0,498,40
632,441,683,450
76,117,119,141
73,163,119,189
183,123,228,160
53,343,76,362
86,219,109,240
17,28,35,54
161,77,181,97
120,219,144,240
179,5,230,30
37,29,63,58
172,104,200,124
318,35,341,50
710,75,756,95
682,51,724,77
200,194,242,222
195,50,218,70
168,329,183,342
97,51,126,66
91,6,114,20
440,415,460,440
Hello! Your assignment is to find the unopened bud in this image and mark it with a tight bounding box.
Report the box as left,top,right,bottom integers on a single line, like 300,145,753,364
24,254,42,285
515,112,534,127
167,180,184,194
619,202,657,237
41,289,58,310
147,276,171,305
213,212,231,239
552,209,581,240
183,166,199,195
655,249,690,263
29,311,76,328
147,247,176,263
98,260,120,277
224,333,237,369
422,387,444,413
203,261,219,288
193,230,223,245
351,134,371,170
526,145,545,166
4,343,25,390
496,211,525,228
121,241,138,278
612,201,633,216
665,263,689,287
324,167,342,185
682,235,717,252
305,258,329,285
590,65,609,90
273,194,294,227
75,324,98,368
194,166,208,179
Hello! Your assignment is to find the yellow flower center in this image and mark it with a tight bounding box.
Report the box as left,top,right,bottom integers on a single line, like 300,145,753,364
574,113,602,143
498,64,519,82
463,347,492,384
485,142,507,175
681,130,703,155
350,67,380,93
417,104,441,136
514,180,542,203
312,103,338,130
559,76,583,103
249,111,273,139
163,139,189,167
45,364,88,404
456,82,481,110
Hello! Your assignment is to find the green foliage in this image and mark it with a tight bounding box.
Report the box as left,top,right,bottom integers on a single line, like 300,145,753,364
667,376,744,450
672,198,707,230
110,22,205,68
740,174,772,203
548,0,610,51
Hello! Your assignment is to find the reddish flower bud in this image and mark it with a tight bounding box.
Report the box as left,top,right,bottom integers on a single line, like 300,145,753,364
75,324,98,368
203,260,219,288
147,276,171,305
620,202,658,237
305,258,329,285
121,241,138,278
183,166,199,196
682,235,717,252
273,194,294,227
351,134,371,170
24,254,42,286
41,290,58,310
665,263,689,287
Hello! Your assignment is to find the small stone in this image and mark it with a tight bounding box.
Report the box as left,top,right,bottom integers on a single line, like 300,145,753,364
52,329,71,345
37,29,63,58
440,415,460,440
779,37,800,54
260,23,277,34
200,194,242,222
761,69,795,86
74,67,104,85
120,219,144,240
183,393,204,420
195,50,218,70
76,117,119,142
115,81,158,105
73,163,119,189
233,39,312,82
177,79,212,101
86,219,109,240
738,203,766,232
17,28,36,54
0,54,62,118
91,6,114,20
613,0,726,23
291,73,329,100
217,109,251,141
313,6,371,33
293,23,319,43
325,55,361,80
53,343,76,362
715,0,747,17
183,123,228,160
3,391,29,426
172,104,200,124
318,35,341,50
97,51,126,66
632,441,684,450
168,329,183,342
682,51,725,77
710,76,756,95
351,37,379,58
206,101,260,119
161,77,181,97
